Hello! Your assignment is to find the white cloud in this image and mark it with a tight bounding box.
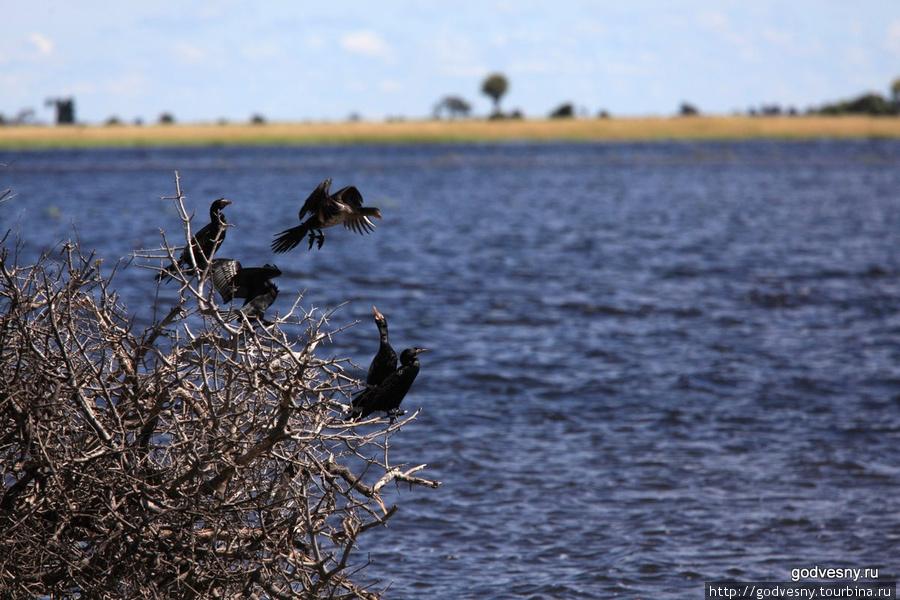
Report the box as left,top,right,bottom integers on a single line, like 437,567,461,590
304,32,327,50
845,46,869,68
379,79,400,92
240,40,280,60
761,27,793,46
509,59,556,75
29,32,54,57
105,73,147,98
696,11,729,32
695,10,747,46
173,41,208,62
431,31,485,76
340,30,391,59
886,19,900,56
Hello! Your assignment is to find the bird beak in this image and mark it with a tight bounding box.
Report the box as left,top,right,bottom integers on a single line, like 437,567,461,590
415,348,430,355
373,306,384,319
220,198,233,206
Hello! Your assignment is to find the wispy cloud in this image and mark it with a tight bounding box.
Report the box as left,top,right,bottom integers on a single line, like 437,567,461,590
105,72,147,98
886,19,900,56
173,41,209,63
431,31,485,77
29,32,54,56
340,30,392,59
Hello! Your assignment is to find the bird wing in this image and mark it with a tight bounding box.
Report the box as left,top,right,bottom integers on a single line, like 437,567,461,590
366,346,398,387
332,186,364,209
190,220,227,268
210,259,242,302
359,363,419,418
342,215,378,235
220,282,278,322
233,265,282,288
298,179,332,221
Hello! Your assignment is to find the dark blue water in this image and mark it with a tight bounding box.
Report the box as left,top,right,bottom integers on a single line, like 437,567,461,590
3,141,900,598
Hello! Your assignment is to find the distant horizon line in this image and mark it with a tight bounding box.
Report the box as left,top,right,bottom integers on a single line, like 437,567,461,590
7,110,900,129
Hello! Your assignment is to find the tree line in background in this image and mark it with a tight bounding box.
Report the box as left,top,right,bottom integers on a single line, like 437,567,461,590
433,73,900,120
3,75,900,126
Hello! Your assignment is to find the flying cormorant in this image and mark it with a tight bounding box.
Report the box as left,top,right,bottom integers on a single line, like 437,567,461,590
271,178,382,252
210,259,281,322
348,347,428,422
157,197,232,281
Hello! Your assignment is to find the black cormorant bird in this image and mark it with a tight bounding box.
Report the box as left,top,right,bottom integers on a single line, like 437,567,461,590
271,178,381,252
348,306,398,417
364,306,399,388
157,197,232,281
210,259,281,322
348,347,428,422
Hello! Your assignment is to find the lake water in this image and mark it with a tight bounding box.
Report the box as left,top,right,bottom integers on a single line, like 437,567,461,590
2,140,900,599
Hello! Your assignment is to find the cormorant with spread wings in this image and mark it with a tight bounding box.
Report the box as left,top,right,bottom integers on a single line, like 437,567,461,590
271,179,381,252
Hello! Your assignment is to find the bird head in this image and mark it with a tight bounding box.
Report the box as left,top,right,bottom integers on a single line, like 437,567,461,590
373,305,386,324
212,197,232,210
400,347,429,364
262,264,282,278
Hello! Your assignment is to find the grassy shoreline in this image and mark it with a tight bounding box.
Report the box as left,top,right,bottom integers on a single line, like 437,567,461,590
2,115,900,149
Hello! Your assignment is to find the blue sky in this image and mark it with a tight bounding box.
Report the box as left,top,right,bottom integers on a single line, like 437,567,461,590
2,1,899,123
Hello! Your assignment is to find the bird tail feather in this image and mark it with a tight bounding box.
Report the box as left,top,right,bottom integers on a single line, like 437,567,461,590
271,224,309,254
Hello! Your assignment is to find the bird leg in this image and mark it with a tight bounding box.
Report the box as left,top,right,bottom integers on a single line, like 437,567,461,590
306,230,325,250
386,409,407,424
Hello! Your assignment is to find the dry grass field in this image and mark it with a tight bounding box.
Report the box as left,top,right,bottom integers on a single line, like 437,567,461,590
2,115,900,148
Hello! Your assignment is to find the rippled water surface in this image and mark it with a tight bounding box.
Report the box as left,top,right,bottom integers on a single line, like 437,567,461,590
3,141,900,598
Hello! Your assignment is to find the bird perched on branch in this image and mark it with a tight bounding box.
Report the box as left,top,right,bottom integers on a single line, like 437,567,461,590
271,178,381,252
210,259,281,323
157,197,232,281
348,346,429,422
350,306,398,407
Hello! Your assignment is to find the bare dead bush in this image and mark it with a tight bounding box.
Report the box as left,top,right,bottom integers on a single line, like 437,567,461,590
0,176,438,599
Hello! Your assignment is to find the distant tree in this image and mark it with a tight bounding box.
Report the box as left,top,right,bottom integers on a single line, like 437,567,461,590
679,102,700,116
549,102,575,119
433,96,472,119
158,112,176,125
13,108,36,125
818,93,896,116
598,109,611,119
250,113,266,125
105,115,122,126
891,77,900,107
481,73,509,116
0,113,6,126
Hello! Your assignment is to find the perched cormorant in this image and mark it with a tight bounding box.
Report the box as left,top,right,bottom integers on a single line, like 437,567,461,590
348,307,398,417
210,259,281,322
271,178,382,252
348,347,428,422
364,306,399,388
157,198,232,281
